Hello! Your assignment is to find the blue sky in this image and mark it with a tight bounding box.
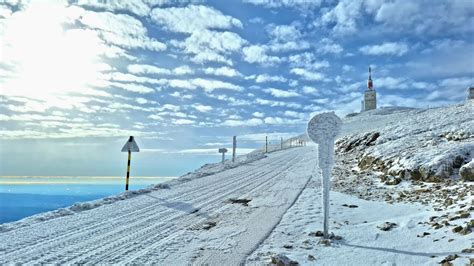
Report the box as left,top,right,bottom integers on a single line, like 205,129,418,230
0,0,473,177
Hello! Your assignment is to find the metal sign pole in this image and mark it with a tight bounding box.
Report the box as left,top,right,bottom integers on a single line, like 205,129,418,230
126,150,131,191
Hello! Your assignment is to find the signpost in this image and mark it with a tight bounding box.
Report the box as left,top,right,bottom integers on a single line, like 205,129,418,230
121,136,140,191
218,148,228,163
307,112,342,239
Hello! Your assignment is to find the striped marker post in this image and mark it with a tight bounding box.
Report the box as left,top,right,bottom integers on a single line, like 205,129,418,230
121,136,140,191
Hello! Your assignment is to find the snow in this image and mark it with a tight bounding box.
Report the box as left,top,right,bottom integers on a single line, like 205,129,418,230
0,102,472,265
247,177,473,266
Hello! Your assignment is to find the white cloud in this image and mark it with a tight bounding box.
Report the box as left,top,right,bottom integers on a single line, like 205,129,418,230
302,86,319,94
288,52,330,70
263,88,300,98
359,42,408,56
290,68,324,81
76,0,151,17
150,5,242,33
127,64,194,75
266,24,310,52
242,45,283,66
252,111,264,118
255,98,302,109
177,30,247,65
222,118,263,127
191,78,243,92
79,10,166,51
243,0,323,10
135,97,148,104
172,118,195,125
203,66,242,77
317,38,343,54
168,79,196,90
108,81,156,94
255,74,287,83
193,104,213,112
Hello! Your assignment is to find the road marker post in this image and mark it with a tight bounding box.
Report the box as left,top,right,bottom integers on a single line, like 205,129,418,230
232,136,236,162
265,136,268,153
218,148,228,163
307,112,342,239
121,136,140,191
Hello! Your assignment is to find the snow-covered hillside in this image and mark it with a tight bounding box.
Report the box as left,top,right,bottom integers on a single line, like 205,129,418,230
0,102,472,265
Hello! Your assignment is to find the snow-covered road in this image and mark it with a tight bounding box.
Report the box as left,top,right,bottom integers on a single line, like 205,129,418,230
0,146,317,264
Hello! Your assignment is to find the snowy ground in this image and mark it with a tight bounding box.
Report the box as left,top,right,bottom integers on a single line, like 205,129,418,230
0,102,472,265
247,173,473,266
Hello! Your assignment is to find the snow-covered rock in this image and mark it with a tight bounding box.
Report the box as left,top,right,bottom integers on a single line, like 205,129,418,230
459,159,474,181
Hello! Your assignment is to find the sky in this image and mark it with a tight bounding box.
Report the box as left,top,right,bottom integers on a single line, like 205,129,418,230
0,0,473,177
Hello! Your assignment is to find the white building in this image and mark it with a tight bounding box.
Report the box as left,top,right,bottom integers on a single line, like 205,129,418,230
363,67,376,111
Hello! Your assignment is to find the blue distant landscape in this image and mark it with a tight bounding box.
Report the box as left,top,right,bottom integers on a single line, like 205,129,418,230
0,177,173,223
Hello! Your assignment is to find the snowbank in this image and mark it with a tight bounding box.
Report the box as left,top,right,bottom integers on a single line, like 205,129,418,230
337,101,474,182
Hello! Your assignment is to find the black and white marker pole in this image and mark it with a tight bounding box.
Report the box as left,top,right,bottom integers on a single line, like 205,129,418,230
121,136,140,191
307,112,342,239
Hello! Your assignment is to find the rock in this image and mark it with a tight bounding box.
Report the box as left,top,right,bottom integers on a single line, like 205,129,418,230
283,244,293,249
439,254,458,264
309,231,324,237
317,239,331,246
417,232,430,237
307,255,316,261
452,226,463,233
270,254,299,266
461,248,474,253
384,176,402,185
342,204,358,208
460,160,474,181
377,222,397,231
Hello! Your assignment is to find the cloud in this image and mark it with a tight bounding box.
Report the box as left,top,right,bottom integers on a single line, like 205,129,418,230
79,10,166,51
192,104,213,112
108,81,156,94
243,0,323,10
204,67,242,77
266,24,310,52
76,0,151,17
252,111,264,118
191,78,243,92
242,45,283,66
172,118,195,125
263,88,300,98
150,5,242,33
255,74,287,83
222,118,263,127
288,52,330,70
179,30,247,65
290,68,324,81
317,38,343,54
127,64,194,75
359,42,408,56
